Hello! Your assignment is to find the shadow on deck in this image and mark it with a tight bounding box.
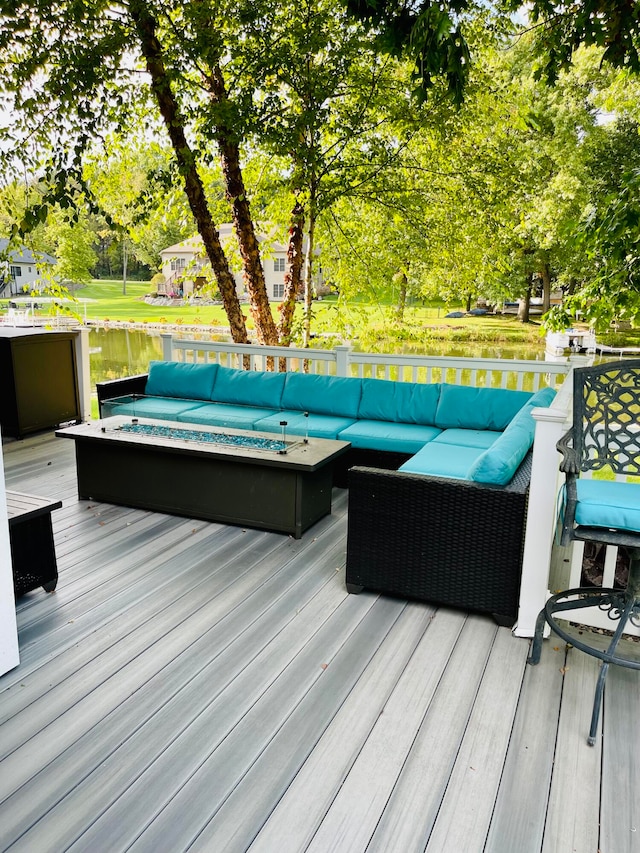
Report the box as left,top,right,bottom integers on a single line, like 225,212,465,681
1,433,638,852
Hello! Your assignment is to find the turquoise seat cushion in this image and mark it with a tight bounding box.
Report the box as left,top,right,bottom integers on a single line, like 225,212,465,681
432,428,501,449
145,360,218,401
338,420,442,454
358,378,440,425
468,386,557,486
175,403,279,429
212,366,286,408
254,411,356,439
434,384,533,431
281,373,362,418
102,396,208,420
399,442,485,480
575,480,640,533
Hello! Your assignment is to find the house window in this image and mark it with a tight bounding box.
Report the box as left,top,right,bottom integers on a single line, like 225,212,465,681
170,258,187,272
9,266,21,279
273,284,285,299
273,258,285,273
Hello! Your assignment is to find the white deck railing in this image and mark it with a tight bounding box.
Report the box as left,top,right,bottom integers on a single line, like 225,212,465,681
160,334,570,392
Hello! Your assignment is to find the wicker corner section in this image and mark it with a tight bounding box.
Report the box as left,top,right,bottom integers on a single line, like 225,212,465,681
345,455,532,626
96,374,149,416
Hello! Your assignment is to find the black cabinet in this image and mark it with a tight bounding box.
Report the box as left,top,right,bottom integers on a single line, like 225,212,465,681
0,329,81,437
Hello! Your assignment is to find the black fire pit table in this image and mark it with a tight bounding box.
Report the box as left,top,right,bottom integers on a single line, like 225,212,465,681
56,417,350,538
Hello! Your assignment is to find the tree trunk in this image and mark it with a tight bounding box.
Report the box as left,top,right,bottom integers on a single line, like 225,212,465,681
278,198,305,346
122,237,128,296
207,65,279,346
395,270,407,321
466,292,472,313
518,275,533,323
541,262,552,313
128,0,248,344
302,210,316,348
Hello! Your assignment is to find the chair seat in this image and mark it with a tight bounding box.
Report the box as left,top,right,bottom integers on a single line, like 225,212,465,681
532,360,640,745
575,479,640,533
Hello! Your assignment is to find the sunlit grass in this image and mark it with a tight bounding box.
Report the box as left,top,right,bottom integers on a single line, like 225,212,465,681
2,279,548,350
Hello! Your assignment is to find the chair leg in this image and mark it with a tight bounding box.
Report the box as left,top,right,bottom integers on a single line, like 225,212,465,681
527,609,548,665
588,661,608,746
586,593,637,745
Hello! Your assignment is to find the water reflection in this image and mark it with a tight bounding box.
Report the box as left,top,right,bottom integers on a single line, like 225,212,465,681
387,341,546,361
88,327,547,386
90,328,165,384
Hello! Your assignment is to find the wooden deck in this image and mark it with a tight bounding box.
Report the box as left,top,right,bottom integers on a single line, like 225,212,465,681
1,432,639,853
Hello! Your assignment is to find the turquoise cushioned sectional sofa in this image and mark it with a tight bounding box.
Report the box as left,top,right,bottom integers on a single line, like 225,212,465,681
98,360,556,487
97,360,557,626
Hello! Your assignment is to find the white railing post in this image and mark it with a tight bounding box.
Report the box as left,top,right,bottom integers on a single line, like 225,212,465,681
514,404,570,637
73,328,91,421
334,345,352,377
0,431,20,676
161,333,174,361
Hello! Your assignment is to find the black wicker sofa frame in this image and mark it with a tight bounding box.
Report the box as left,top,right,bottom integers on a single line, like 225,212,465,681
345,454,532,627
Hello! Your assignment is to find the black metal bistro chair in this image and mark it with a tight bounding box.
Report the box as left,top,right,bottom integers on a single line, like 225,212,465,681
528,360,640,745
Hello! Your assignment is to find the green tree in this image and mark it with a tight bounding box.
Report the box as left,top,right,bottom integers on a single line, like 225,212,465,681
346,0,640,102
43,209,98,284
0,0,281,343
239,0,424,345
84,138,196,284
546,114,640,330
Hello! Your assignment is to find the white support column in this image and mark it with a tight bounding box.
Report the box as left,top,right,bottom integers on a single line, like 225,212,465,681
73,328,91,421
334,346,352,377
0,432,20,676
513,405,570,637
161,333,174,361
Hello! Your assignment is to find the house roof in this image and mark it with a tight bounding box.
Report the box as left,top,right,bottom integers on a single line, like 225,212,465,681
0,238,56,265
161,225,287,257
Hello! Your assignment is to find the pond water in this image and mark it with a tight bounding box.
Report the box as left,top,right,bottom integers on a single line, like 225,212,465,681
88,327,548,387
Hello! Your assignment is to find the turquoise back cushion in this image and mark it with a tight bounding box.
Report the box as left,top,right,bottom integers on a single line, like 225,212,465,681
468,386,556,485
212,366,286,408
281,373,362,418
434,384,533,431
145,361,218,401
358,378,441,425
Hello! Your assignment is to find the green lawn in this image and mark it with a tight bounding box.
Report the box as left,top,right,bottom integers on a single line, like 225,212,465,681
0,279,553,349
75,280,232,326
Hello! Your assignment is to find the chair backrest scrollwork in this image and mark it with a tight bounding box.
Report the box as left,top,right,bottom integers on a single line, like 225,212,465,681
574,360,640,476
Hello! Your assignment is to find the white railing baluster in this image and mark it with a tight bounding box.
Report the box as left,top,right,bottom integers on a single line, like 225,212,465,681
160,335,571,390
602,545,618,588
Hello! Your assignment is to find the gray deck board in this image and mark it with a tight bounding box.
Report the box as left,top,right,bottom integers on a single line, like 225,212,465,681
424,626,530,853
315,614,495,853
601,664,640,853
248,603,439,853
1,432,639,853
542,648,602,853
483,639,565,853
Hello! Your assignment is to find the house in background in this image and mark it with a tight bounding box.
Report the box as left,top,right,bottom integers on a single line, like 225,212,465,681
159,224,291,301
0,240,57,297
